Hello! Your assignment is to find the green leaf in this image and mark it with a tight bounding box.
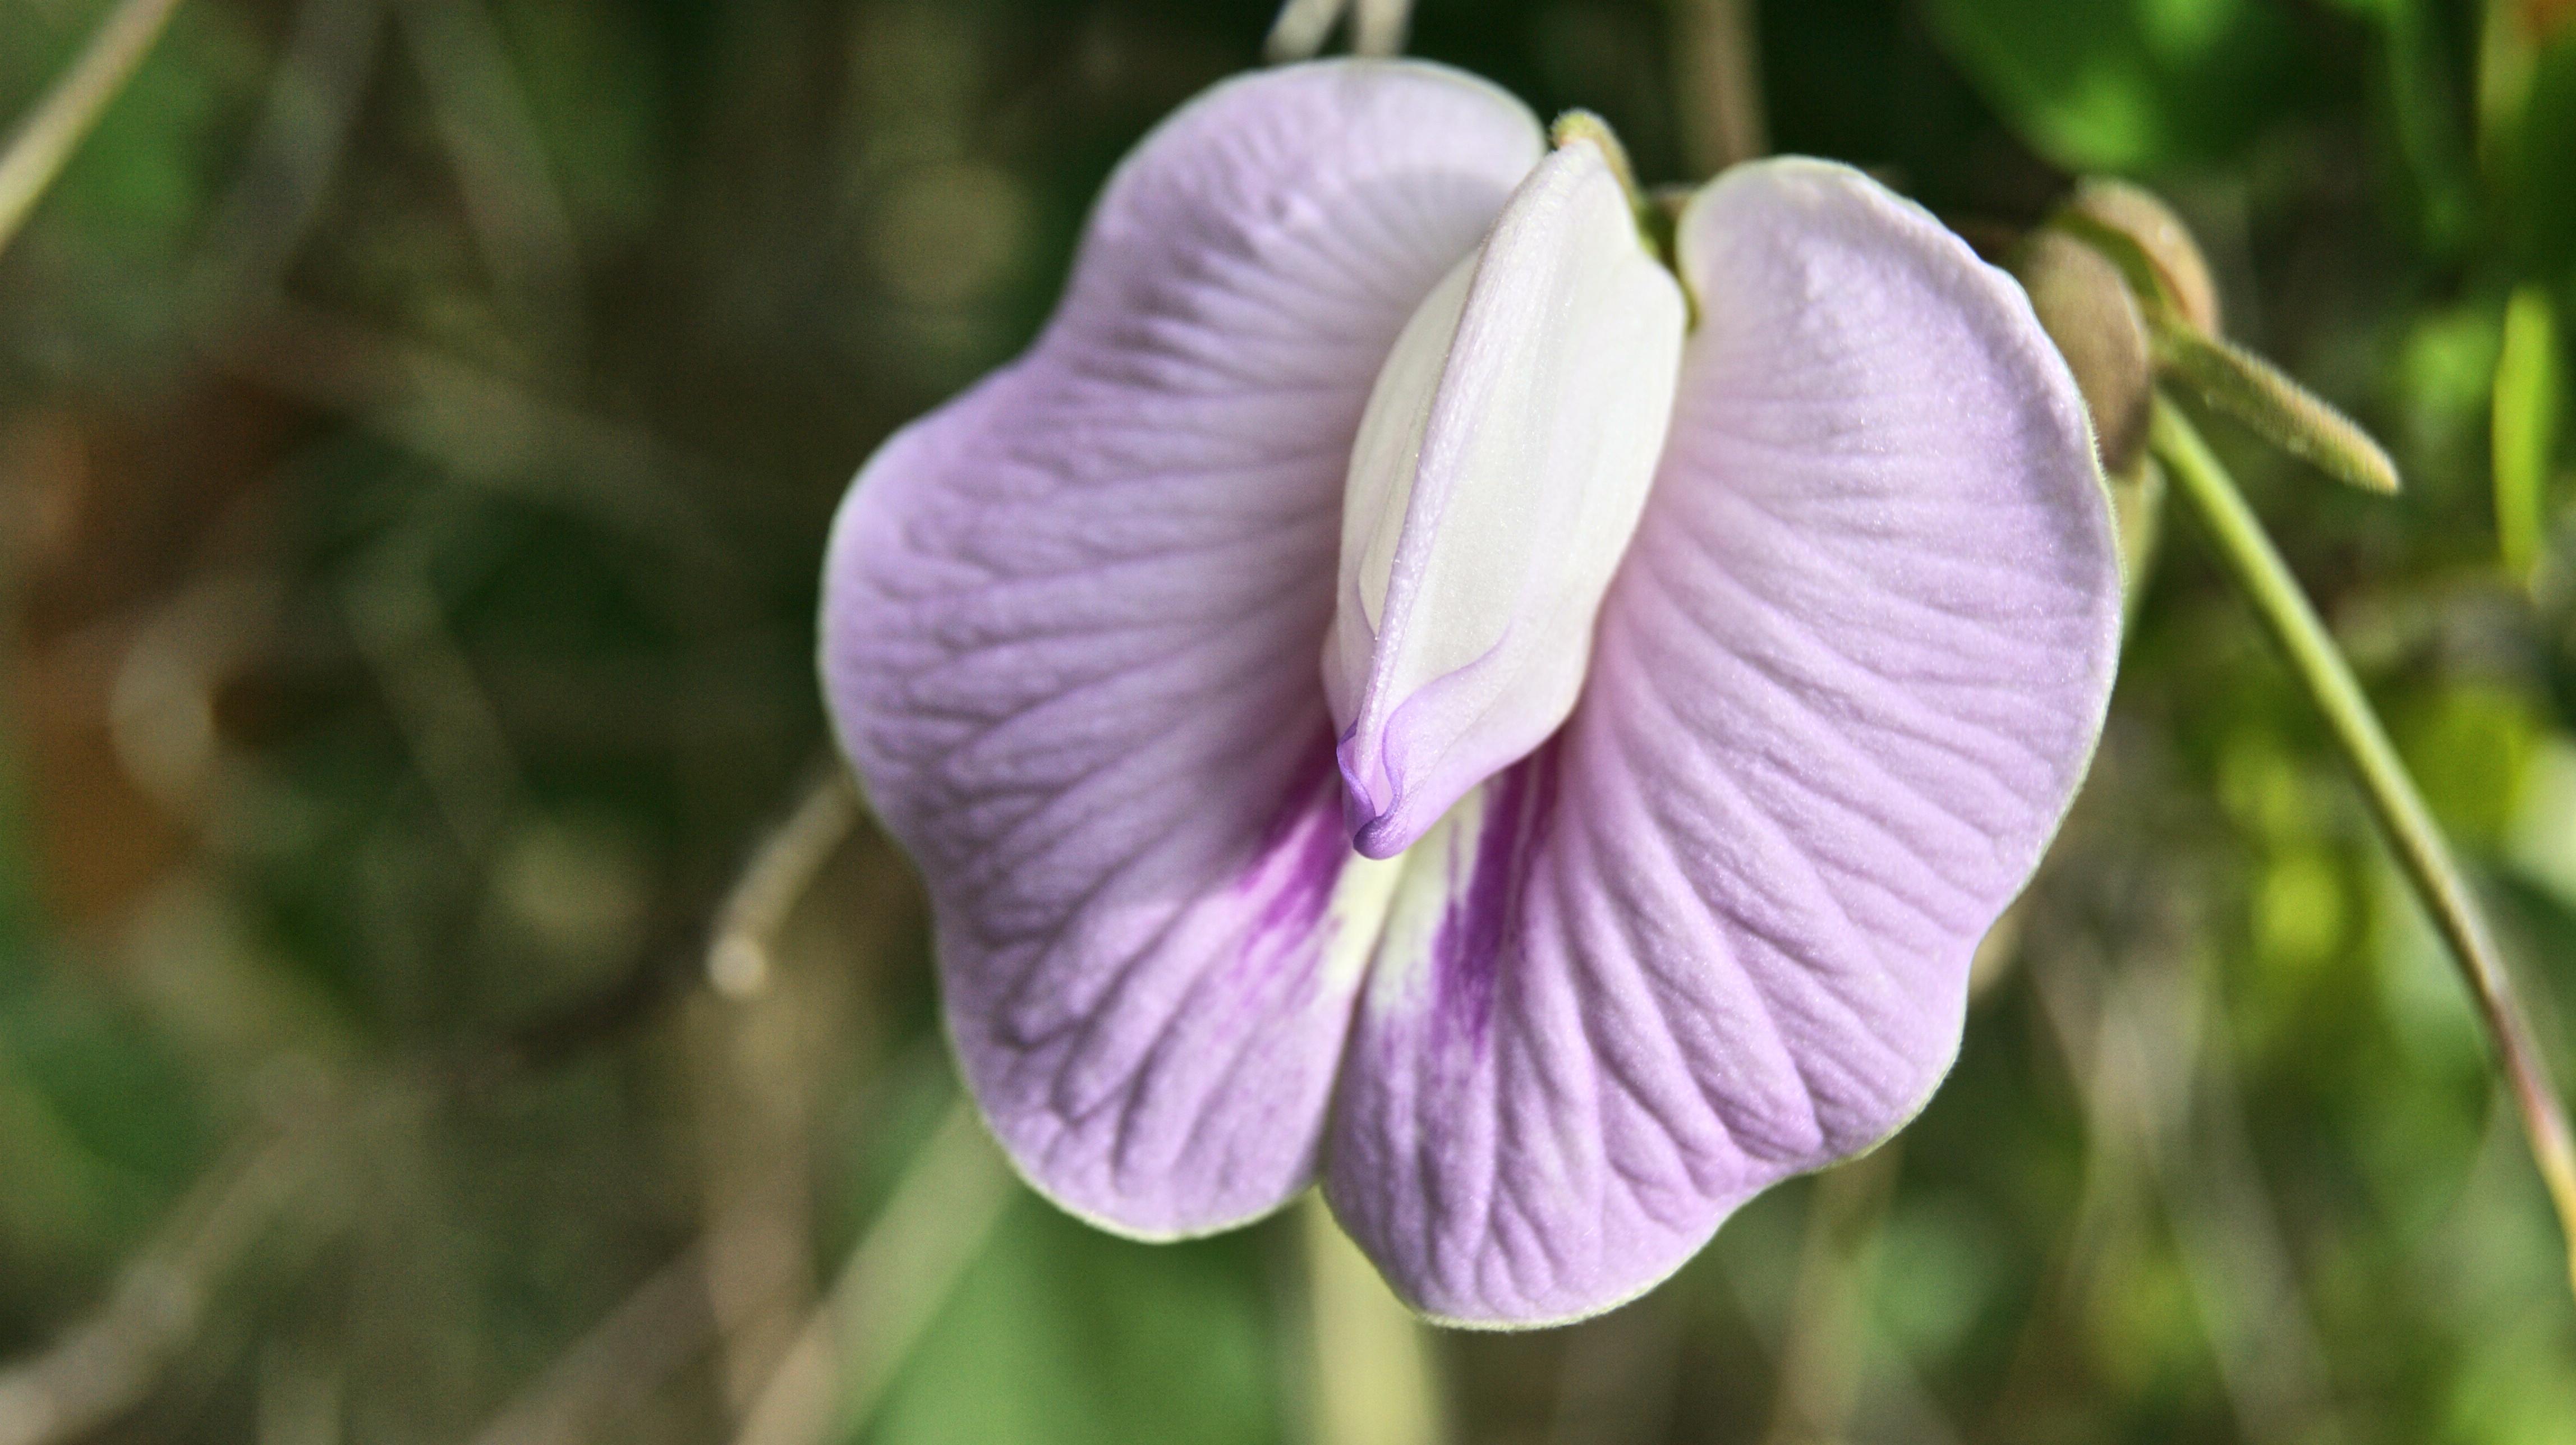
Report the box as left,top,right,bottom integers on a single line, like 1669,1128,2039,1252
865,1199,1281,1445
2508,29,2576,277
2496,286,2564,579
2351,0,2477,252
1921,0,2305,172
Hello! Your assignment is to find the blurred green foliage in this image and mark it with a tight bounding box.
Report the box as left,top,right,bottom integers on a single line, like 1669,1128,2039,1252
2,0,2575,1441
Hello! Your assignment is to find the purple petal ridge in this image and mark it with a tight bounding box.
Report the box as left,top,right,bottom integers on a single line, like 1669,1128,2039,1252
820,60,1543,1239
1322,158,2121,1326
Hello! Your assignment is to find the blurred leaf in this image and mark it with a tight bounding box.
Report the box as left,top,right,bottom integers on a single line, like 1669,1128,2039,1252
1873,1195,2002,1364
2371,853,2487,1077
51,6,262,263
2255,844,2352,972
0,0,266,380
2389,680,2543,848
490,0,667,245
866,1199,1280,1445
2447,1314,2576,1445
0,672,35,987
2495,286,2564,579
1920,0,2306,172
2509,29,2576,277
2398,303,2508,476
2342,0,2477,252
2506,735,2576,912
0,643,200,1287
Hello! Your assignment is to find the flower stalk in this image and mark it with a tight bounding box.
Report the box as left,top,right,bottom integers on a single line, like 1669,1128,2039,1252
0,0,188,261
2151,396,2576,1304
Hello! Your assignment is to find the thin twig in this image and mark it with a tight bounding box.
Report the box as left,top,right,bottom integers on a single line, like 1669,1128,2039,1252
1761,1148,1903,1445
1713,1221,1958,1445
466,1248,722,1445
192,0,389,301
1672,0,1767,173
0,0,188,260
726,1094,1013,1445
341,530,529,858
2062,949,2344,1443
1349,0,1413,54
1262,0,1414,60
392,0,586,352
215,301,725,552
1542,1292,1679,1445
2153,396,2576,1305
0,1087,349,1445
709,769,862,998
1264,0,1349,62
686,1001,822,1416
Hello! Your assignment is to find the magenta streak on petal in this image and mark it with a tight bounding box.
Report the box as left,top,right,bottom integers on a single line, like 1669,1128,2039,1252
1426,745,1557,1051
1242,735,1360,959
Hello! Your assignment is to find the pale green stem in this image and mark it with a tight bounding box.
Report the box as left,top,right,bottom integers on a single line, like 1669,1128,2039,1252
1300,1197,1445,1445
0,0,190,261
2153,397,2576,1306
2494,287,2562,583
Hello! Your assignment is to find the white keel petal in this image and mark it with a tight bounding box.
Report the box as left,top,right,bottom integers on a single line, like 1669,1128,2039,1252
1325,135,1686,859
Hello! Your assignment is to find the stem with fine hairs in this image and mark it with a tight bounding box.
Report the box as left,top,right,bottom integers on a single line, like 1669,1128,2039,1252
2152,396,2576,1305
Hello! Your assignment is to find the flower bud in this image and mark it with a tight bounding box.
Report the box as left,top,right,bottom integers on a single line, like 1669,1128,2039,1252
2013,227,2153,478
2064,179,2219,334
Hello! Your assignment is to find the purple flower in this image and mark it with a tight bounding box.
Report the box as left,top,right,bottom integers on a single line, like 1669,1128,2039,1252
820,59,2119,1327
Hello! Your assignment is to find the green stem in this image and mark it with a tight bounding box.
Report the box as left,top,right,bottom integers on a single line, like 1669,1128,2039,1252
0,0,188,263
2152,397,2576,1306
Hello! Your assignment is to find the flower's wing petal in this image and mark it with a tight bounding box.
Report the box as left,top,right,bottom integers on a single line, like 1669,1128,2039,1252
1324,139,1685,859
821,61,1542,1239
1325,158,2121,1325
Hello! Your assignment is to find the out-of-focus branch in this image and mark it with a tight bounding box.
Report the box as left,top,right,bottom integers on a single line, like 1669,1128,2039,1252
2023,938,2345,1444
727,1095,1013,1445
1761,1147,1903,1445
1712,1163,1959,1445
1672,0,1767,173
215,302,725,553
709,768,862,999
1542,1292,1678,1445
0,1084,352,1445
392,0,586,352
1264,0,1414,60
342,533,528,858
1349,0,1413,54
0,0,188,260
195,0,389,300
466,1249,721,1445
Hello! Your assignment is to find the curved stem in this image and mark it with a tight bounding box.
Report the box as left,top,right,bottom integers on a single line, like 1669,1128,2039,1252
2152,397,2576,1305
0,0,190,261
707,767,862,998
